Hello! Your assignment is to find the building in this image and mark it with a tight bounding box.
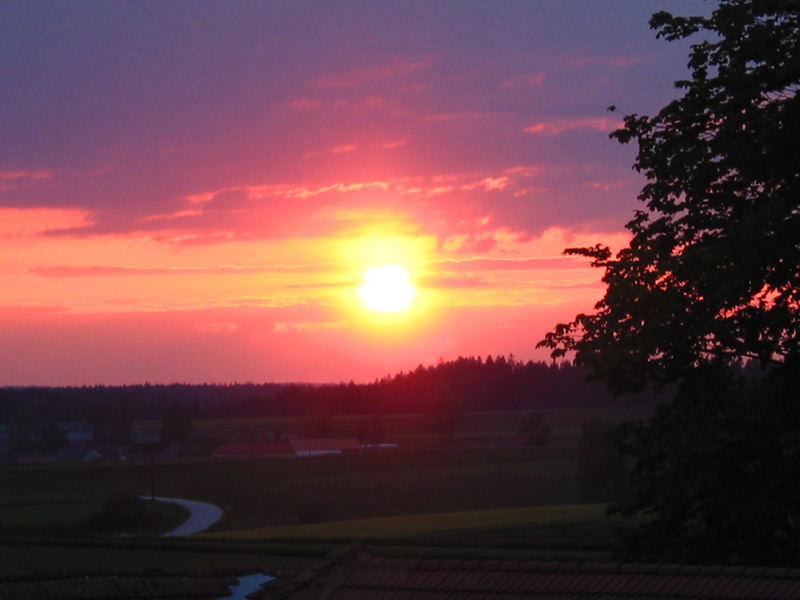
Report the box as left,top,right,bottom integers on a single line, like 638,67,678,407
256,547,800,599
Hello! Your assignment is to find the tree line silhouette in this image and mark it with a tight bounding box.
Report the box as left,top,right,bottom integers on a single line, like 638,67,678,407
0,355,662,424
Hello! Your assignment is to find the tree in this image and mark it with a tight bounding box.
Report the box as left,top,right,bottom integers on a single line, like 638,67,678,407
576,420,627,503
427,385,462,444
540,0,799,394
613,363,800,565
539,0,800,564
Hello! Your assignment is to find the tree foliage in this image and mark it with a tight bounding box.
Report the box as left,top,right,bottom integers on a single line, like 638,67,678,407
576,420,628,503
539,0,800,565
539,0,799,394
613,363,800,565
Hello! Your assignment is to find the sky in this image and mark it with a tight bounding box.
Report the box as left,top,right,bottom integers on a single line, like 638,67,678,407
0,0,710,385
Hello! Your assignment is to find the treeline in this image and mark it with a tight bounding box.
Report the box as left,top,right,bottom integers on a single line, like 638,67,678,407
0,356,664,423
275,356,663,417
0,382,289,423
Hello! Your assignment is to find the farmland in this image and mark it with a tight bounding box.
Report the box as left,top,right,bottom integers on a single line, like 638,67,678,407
0,405,650,573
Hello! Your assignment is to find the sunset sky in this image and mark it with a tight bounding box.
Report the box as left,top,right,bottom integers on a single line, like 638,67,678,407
1,0,709,385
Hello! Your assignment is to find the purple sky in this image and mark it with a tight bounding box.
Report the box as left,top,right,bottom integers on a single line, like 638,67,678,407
0,1,712,385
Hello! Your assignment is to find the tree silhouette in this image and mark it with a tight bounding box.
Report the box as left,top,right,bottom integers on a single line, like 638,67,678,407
540,1,799,394
540,0,800,564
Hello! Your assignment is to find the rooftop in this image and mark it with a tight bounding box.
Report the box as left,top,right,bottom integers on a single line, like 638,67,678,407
257,547,800,599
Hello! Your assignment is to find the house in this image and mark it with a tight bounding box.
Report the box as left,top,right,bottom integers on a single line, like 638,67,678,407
59,421,93,445
256,547,800,599
96,445,128,461
290,438,361,457
158,441,205,458
212,441,296,458
212,439,362,458
132,431,162,451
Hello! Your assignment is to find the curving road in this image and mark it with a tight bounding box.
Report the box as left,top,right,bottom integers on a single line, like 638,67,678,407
142,496,224,537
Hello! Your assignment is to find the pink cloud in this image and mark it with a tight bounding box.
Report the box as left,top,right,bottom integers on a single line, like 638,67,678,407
501,72,546,88
273,321,346,333
432,256,589,271
195,322,239,335
423,110,506,122
0,301,595,385
35,162,623,248
584,179,632,191
564,56,640,67
287,98,322,110
0,170,52,182
331,144,358,154
30,263,340,277
0,207,91,236
313,58,433,89
421,275,487,289
524,117,622,136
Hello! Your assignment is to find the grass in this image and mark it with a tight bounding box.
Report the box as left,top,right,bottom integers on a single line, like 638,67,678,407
206,504,607,541
0,407,648,573
0,447,582,532
0,495,188,536
139,405,653,446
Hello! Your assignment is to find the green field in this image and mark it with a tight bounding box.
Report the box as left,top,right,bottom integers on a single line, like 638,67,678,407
0,407,648,573
207,503,608,541
2,446,581,532
138,405,653,446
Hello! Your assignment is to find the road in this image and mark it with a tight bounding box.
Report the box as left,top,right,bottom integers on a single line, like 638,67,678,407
142,496,224,537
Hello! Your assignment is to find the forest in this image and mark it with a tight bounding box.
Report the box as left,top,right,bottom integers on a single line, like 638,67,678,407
0,355,664,424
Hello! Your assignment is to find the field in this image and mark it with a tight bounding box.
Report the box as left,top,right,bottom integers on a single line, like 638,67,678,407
2,447,582,531
0,406,650,573
139,405,653,447
205,503,612,543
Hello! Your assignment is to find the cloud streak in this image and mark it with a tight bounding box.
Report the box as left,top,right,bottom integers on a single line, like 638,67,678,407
30,264,342,277
524,117,622,136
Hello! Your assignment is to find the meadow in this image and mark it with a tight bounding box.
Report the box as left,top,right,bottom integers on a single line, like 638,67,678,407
0,406,649,573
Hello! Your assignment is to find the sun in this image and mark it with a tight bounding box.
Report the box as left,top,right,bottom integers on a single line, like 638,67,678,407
358,265,417,312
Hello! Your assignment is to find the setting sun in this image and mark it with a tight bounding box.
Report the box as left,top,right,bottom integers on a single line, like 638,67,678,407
358,265,417,312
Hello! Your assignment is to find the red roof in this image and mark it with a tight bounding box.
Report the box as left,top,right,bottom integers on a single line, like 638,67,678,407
256,547,800,599
212,441,295,456
290,438,362,453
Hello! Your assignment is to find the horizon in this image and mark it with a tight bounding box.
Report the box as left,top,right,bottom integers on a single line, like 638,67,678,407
1,1,710,385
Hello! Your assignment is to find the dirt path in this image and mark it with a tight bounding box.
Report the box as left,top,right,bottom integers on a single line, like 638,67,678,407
142,496,223,536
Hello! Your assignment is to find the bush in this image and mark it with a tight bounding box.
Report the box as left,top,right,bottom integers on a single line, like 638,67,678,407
85,491,147,532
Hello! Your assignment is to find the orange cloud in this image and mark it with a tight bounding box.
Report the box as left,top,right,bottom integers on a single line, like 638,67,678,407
195,322,239,335
432,256,589,271
30,263,340,277
0,207,91,236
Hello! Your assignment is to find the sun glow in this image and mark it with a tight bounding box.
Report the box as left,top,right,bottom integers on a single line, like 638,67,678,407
358,265,417,312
